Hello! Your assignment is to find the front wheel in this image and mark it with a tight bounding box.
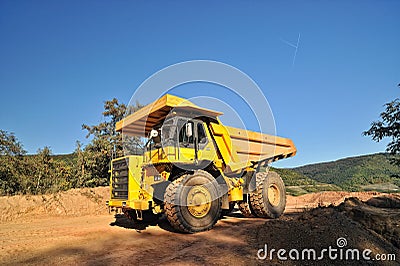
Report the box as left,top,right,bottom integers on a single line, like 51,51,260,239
250,171,286,218
164,170,222,233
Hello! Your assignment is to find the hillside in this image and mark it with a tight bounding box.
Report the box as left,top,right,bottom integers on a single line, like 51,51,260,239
270,167,341,196
293,153,400,192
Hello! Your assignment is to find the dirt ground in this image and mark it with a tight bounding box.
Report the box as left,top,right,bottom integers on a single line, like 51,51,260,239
0,188,399,265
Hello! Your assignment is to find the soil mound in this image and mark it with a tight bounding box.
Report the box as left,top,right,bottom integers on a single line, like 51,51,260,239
254,194,400,265
0,187,109,222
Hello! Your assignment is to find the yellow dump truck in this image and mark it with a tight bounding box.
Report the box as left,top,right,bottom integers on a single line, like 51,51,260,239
107,94,296,233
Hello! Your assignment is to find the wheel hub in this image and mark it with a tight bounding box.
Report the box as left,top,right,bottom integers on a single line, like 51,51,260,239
187,185,212,218
268,184,280,207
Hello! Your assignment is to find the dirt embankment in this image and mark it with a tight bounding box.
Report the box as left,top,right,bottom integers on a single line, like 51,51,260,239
0,189,399,265
0,187,109,222
0,187,388,222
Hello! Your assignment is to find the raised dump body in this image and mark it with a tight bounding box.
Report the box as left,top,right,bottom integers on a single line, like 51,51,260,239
108,94,297,233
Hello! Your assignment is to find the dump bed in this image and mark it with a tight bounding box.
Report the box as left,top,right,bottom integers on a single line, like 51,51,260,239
225,126,296,163
117,94,296,171
208,121,296,172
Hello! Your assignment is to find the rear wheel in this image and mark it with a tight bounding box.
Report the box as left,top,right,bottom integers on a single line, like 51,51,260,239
238,194,258,218
164,170,222,233
250,171,286,218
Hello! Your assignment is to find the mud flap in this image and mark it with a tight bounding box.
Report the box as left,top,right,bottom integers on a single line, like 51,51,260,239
151,181,171,204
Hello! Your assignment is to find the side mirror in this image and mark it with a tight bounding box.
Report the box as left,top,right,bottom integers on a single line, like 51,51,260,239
185,123,193,138
150,129,161,145
150,129,159,138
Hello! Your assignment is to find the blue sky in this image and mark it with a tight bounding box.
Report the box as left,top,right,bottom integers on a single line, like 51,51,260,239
0,1,399,167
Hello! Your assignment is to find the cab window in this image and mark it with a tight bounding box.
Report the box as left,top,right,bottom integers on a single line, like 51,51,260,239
178,120,194,145
197,123,207,144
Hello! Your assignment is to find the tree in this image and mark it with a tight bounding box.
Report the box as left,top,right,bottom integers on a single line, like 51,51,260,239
33,147,53,193
0,130,76,195
364,84,400,166
0,130,26,156
0,98,144,195
24,146,74,194
0,130,26,195
78,99,143,186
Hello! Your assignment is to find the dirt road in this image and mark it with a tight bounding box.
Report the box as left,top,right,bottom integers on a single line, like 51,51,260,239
0,189,399,265
1,214,266,265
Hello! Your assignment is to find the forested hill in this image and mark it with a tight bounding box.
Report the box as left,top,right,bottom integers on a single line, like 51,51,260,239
292,153,400,191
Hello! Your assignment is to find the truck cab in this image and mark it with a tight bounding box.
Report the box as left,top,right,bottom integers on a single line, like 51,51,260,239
145,116,217,166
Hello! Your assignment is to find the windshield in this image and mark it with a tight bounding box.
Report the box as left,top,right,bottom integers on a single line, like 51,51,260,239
160,119,177,147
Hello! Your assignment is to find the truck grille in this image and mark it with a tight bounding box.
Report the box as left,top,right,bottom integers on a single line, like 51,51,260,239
111,158,129,199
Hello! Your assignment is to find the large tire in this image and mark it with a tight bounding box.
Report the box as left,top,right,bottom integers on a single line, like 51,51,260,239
238,194,258,218
164,170,222,233
250,171,286,218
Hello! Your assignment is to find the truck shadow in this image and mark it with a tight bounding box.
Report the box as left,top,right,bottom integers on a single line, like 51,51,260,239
110,209,300,233
110,211,253,233
110,214,177,233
